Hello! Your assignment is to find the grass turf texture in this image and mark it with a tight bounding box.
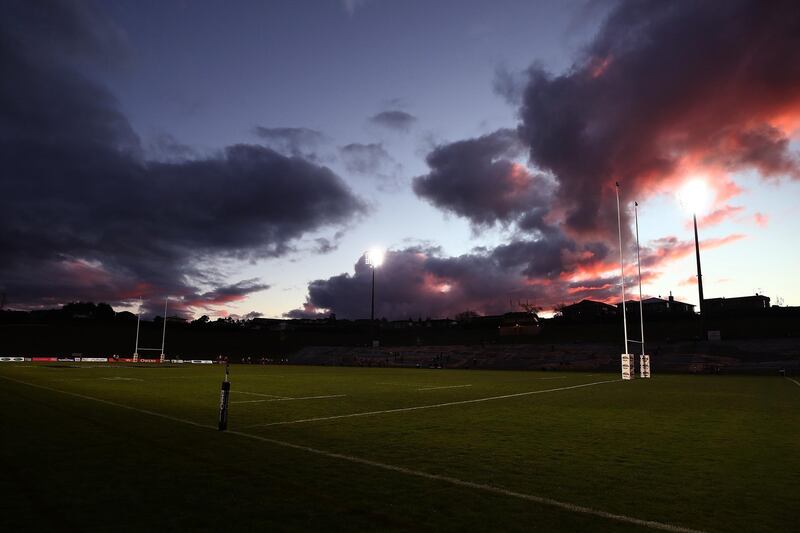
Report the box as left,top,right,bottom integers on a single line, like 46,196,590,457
1,364,798,532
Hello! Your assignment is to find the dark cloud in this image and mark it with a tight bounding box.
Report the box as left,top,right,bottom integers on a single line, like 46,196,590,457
287,228,750,319
193,279,270,305
287,244,618,320
227,310,264,321
639,234,746,270
1,0,130,68
313,237,338,254
517,0,800,238
720,125,799,179
287,248,527,319
139,279,270,318
253,126,325,158
148,133,197,162
0,3,366,315
413,129,554,228
369,110,417,132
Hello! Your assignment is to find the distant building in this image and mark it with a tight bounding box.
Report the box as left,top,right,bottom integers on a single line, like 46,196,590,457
560,299,617,320
498,312,541,336
617,293,695,315
250,317,288,331
704,294,770,314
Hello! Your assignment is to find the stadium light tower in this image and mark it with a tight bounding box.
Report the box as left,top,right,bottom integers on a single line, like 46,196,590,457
365,248,384,322
365,248,384,348
677,179,711,319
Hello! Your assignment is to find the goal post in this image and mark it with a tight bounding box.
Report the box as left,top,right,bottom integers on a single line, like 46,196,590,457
133,297,169,362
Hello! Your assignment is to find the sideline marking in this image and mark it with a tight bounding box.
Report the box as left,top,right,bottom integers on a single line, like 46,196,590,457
0,375,704,533
101,377,144,382
786,376,800,388
247,379,620,428
418,384,472,391
232,394,346,404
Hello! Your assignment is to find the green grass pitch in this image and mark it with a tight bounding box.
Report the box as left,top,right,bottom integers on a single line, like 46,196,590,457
1,363,798,532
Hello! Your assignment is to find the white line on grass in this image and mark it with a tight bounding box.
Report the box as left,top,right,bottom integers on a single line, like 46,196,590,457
0,375,704,533
232,394,347,404
150,376,199,380
785,376,800,388
236,390,292,399
247,379,620,428
417,384,472,391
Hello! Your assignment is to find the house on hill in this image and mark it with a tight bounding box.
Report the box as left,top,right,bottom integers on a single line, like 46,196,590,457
618,293,695,316
704,294,770,314
560,299,618,320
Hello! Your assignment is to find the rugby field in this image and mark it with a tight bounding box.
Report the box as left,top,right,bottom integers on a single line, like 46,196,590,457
1,363,798,532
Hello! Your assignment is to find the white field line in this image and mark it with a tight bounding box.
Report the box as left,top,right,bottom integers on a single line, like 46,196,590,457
101,377,144,382
247,379,620,428
232,394,347,405
376,382,414,386
236,390,292,399
417,384,472,391
150,376,199,380
786,377,800,388
537,376,568,380
0,375,704,533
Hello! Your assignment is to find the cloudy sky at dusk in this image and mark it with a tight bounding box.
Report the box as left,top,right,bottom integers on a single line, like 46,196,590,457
2,0,799,319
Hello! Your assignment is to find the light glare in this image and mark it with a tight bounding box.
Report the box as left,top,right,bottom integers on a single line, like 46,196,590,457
366,247,385,267
677,178,712,215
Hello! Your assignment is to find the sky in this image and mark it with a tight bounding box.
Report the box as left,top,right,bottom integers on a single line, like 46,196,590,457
2,0,800,320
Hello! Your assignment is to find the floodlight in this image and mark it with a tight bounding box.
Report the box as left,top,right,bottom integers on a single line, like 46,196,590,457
677,178,712,215
365,247,385,268
675,178,708,318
